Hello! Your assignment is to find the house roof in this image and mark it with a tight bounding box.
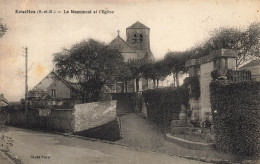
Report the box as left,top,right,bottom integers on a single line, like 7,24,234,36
31,71,80,92
109,36,136,53
240,60,260,69
51,71,76,89
127,21,149,29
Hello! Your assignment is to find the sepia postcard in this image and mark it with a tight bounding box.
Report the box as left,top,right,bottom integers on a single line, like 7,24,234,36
0,0,260,163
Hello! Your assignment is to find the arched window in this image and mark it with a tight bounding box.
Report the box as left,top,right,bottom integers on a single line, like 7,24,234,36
140,34,143,42
132,33,137,43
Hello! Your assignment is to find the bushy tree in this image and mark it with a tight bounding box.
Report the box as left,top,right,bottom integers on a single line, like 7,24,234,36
191,22,260,68
164,51,189,87
142,60,170,88
116,63,133,92
53,39,124,102
142,62,157,89
127,53,151,92
154,59,171,85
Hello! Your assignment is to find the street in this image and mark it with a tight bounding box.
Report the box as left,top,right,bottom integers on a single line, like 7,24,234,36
1,127,206,164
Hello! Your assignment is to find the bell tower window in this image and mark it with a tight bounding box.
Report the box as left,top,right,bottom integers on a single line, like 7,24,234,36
140,34,143,42
132,34,137,43
51,89,56,98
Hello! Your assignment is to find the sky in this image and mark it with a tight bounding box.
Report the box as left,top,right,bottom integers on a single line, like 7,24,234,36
0,0,259,101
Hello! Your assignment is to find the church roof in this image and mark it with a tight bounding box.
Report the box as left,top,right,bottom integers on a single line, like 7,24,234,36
109,36,136,53
127,21,149,29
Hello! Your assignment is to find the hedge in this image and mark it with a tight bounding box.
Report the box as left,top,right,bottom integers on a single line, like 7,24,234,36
183,76,200,99
210,80,260,156
142,86,189,130
28,99,76,109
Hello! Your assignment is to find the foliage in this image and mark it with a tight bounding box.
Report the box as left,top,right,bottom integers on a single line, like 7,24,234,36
142,86,189,130
0,19,7,38
20,98,25,105
1,104,24,111
53,39,124,102
210,70,220,80
29,99,75,109
142,62,157,83
116,63,133,82
190,22,260,68
28,88,51,99
210,80,260,156
142,59,170,88
126,54,151,92
163,51,190,86
182,76,200,99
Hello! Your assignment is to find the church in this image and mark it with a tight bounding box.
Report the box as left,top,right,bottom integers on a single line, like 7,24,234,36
109,21,154,92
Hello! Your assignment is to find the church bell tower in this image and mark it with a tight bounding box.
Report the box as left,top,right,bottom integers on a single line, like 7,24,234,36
126,21,150,51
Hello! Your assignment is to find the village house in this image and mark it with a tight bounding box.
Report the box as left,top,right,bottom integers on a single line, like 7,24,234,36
240,60,260,81
28,71,81,101
109,21,155,93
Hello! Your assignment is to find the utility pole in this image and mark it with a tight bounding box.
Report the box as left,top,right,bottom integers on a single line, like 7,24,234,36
25,47,28,125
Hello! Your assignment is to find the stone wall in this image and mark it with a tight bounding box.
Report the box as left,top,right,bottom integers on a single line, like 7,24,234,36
112,93,138,115
74,118,120,141
73,101,116,132
2,108,74,132
1,100,118,133
121,52,138,62
43,109,74,132
7,109,26,125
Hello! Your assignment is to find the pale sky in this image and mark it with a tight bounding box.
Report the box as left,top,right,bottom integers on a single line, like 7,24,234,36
0,0,259,101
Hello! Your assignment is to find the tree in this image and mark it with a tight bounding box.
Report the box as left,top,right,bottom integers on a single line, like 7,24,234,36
142,61,157,89
53,39,124,102
127,53,151,92
238,22,260,66
194,22,260,68
142,59,170,89
154,59,171,87
116,63,133,92
164,51,189,87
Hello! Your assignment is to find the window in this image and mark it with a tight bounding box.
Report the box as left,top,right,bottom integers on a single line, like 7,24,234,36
132,33,137,43
51,89,56,98
140,34,143,42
